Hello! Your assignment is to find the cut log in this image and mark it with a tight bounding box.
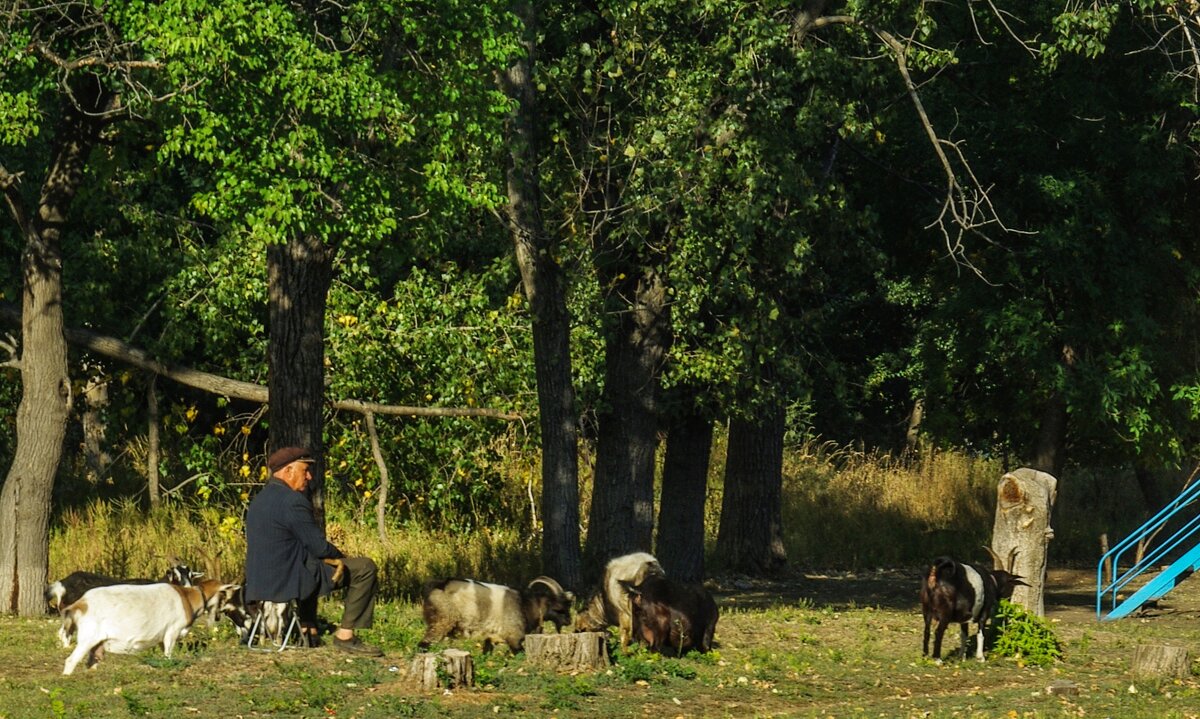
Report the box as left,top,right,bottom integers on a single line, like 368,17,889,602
408,649,474,691
1131,644,1191,679
991,467,1057,616
524,632,610,671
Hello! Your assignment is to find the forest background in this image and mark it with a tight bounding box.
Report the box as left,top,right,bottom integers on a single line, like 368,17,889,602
2,1,1200,614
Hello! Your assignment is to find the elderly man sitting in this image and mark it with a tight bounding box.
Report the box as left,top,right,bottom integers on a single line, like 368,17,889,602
245,446,382,656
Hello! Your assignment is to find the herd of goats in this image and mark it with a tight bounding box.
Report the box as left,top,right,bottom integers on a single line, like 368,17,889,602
43,549,1025,676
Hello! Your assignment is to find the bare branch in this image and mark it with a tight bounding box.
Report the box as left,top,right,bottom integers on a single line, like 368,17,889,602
803,13,1034,279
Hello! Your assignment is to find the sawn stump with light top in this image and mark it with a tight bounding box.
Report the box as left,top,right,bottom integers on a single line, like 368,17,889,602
524,631,610,671
408,648,474,690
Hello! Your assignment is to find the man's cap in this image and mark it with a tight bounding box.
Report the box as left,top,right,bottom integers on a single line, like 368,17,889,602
267,446,315,473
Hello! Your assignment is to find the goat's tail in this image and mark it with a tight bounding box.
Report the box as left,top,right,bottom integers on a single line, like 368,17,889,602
927,556,958,590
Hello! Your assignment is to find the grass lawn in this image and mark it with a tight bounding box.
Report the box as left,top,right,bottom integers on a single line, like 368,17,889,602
4,568,1199,718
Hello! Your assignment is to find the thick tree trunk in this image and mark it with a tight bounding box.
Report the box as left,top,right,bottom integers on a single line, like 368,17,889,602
586,269,668,568
715,405,788,575
991,467,1057,616
1030,344,1074,478
81,370,111,481
656,409,713,582
267,235,333,523
499,2,582,590
0,80,109,615
904,397,924,453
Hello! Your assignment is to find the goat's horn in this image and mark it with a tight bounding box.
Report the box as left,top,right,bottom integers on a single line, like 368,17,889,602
1006,548,1019,571
983,546,1004,569
529,576,565,594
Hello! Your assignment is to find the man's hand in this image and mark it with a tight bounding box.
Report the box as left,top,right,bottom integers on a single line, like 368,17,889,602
323,557,346,583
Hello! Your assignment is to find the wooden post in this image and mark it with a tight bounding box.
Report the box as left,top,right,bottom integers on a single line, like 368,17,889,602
409,649,474,691
991,467,1057,616
1131,644,1191,679
524,632,610,671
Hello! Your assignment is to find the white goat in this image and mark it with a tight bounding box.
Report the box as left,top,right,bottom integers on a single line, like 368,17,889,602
62,580,240,675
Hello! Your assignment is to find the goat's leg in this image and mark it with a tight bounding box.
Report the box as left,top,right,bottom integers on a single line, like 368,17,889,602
974,619,987,661
959,623,970,660
931,618,949,659
921,611,932,656
63,639,99,675
418,616,458,649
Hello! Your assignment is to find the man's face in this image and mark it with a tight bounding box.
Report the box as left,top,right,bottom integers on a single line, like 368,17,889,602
279,460,313,492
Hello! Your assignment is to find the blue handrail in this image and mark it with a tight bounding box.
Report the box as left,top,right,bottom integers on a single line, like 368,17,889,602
1096,479,1200,619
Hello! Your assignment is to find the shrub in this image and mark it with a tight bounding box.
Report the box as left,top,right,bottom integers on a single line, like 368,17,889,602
991,599,1063,667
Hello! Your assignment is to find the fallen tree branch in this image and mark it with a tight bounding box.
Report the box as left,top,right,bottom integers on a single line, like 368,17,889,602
0,303,520,421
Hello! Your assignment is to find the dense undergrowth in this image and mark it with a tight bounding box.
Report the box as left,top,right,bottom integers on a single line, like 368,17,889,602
48,440,1172,597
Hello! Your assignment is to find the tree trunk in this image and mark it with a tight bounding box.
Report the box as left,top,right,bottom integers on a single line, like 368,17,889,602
715,405,788,575
525,632,610,671
81,369,111,482
905,397,924,453
147,375,160,508
1030,390,1066,478
408,649,474,690
1030,344,1074,478
1131,644,1191,679
499,2,582,590
991,467,1057,616
267,235,333,524
656,409,713,582
0,79,109,615
586,268,668,568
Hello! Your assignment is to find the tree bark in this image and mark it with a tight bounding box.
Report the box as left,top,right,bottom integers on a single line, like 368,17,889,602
1030,344,1075,478
147,374,161,508
0,78,110,615
991,467,1057,616
525,632,610,671
1131,644,1190,679
586,268,668,568
499,2,582,590
715,404,788,575
656,409,713,582
267,235,333,524
408,649,474,690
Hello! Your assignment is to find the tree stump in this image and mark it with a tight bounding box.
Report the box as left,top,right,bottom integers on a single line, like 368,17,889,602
408,649,474,691
991,467,1057,616
1131,644,1191,679
524,632,610,671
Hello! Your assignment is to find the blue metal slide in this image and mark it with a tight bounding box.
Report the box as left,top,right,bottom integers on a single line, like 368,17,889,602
1096,479,1200,620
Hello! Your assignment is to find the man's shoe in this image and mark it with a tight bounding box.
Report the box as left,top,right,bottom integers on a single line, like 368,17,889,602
333,636,383,656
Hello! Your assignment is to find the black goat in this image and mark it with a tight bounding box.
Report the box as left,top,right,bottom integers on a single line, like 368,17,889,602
920,549,1026,661
47,563,203,647
619,575,718,656
46,563,202,615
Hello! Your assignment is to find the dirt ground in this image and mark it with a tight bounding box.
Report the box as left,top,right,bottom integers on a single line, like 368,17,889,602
708,563,1200,625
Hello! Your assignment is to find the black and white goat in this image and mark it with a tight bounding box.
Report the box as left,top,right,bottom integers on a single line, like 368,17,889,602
574,552,665,647
920,548,1027,661
419,576,575,653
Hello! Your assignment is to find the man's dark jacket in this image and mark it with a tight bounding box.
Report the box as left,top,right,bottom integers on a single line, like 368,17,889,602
245,478,343,603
